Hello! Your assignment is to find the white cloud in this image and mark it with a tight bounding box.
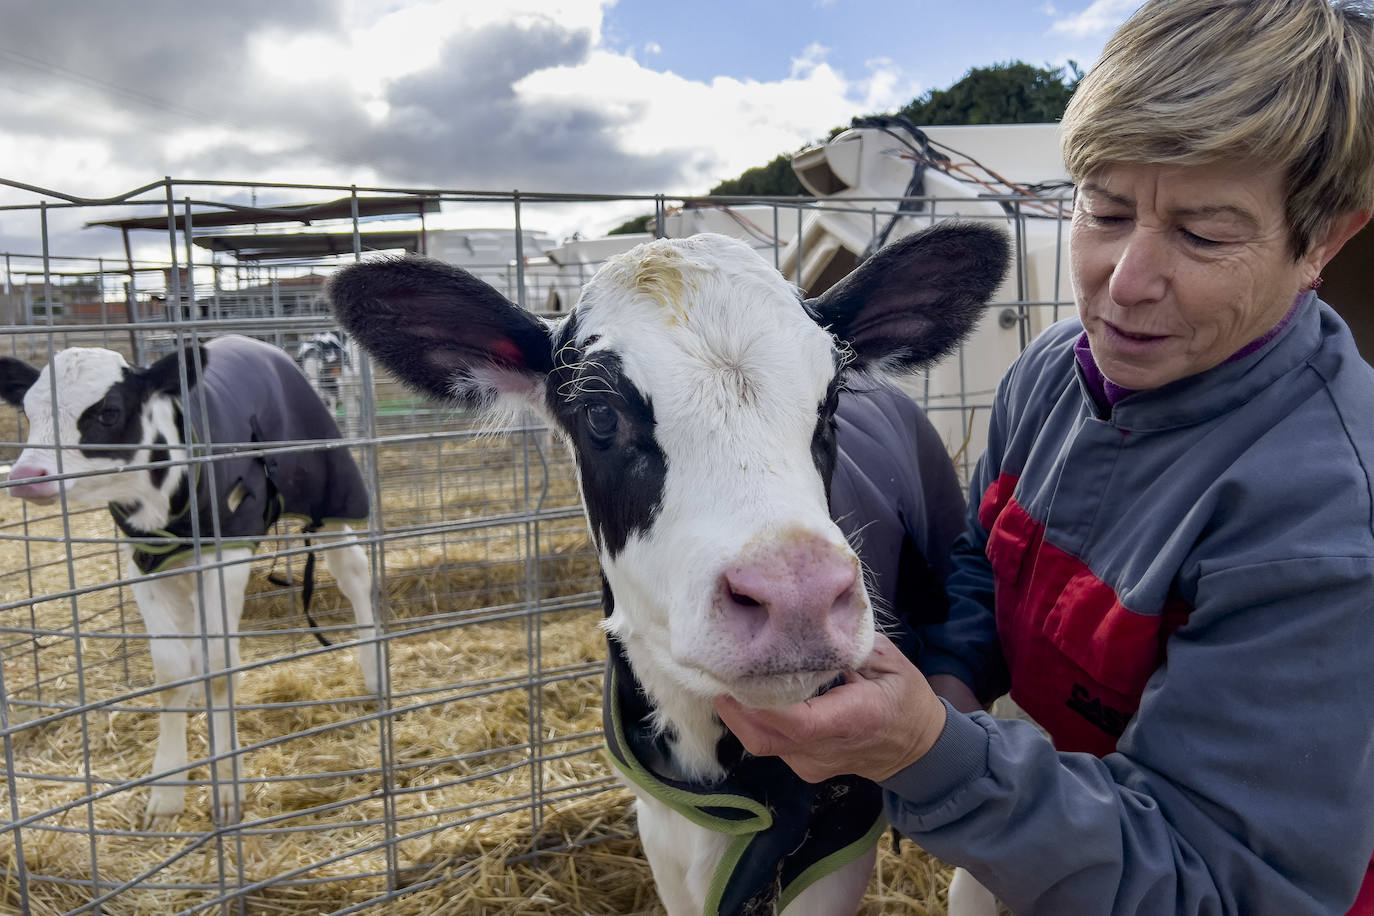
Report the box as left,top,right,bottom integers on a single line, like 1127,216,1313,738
1049,0,1136,38
858,57,923,114
789,42,832,78
248,0,610,124
0,0,930,247
516,47,856,191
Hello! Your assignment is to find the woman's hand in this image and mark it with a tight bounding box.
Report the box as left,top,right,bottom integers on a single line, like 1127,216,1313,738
714,632,949,783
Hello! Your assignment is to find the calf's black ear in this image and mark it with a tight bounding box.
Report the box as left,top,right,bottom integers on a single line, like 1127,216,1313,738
143,346,207,396
0,357,40,408
326,256,554,406
809,221,1010,372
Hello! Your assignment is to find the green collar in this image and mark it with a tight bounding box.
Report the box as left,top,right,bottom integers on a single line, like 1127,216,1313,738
602,638,885,915
108,433,205,575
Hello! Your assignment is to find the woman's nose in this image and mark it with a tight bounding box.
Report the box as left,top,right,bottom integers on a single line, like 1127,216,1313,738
1108,230,1169,307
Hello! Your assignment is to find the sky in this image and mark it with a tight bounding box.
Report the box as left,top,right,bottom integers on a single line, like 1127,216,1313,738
0,0,1137,262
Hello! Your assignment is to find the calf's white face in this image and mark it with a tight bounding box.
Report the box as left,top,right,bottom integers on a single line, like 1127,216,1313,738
328,227,1007,713
1,347,197,511
561,240,865,708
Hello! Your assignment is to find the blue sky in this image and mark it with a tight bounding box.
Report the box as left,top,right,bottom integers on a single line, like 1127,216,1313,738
603,1,1105,94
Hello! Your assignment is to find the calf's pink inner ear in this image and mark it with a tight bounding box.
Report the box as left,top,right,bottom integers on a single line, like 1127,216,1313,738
488,338,529,369
467,364,541,399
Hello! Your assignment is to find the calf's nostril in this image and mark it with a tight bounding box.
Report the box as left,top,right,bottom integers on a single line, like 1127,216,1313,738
729,588,762,608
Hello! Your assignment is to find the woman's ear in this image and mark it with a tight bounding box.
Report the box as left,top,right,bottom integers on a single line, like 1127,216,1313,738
1307,208,1371,283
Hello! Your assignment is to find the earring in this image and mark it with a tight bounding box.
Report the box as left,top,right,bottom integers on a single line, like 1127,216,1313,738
1310,276,1324,290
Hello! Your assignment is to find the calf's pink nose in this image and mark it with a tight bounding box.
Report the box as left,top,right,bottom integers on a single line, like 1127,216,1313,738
717,533,864,647
7,463,60,502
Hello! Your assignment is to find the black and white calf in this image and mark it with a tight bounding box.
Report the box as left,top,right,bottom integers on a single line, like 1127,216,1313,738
297,330,360,438
0,335,380,827
328,226,1008,915
296,330,353,414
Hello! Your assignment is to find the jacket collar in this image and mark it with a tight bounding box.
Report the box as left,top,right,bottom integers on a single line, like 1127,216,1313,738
1073,292,1324,432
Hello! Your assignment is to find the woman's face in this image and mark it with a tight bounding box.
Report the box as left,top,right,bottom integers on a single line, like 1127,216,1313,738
1070,162,1326,390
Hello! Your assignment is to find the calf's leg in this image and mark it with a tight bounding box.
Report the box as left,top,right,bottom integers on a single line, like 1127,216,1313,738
145,658,195,826
133,574,196,828
633,786,875,916
784,845,876,915
190,550,253,826
634,790,732,916
316,522,381,694
949,865,999,916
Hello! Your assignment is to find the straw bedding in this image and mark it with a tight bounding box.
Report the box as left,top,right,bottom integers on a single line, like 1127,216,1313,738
0,432,961,914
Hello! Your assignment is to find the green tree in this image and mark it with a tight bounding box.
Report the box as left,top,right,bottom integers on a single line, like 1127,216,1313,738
698,60,1079,198
707,153,806,197
898,60,1081,126
607,214,653,236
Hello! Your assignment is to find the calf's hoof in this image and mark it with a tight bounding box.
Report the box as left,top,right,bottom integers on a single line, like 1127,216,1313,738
213,786,244,827
358,651,381,695
142,786,185,830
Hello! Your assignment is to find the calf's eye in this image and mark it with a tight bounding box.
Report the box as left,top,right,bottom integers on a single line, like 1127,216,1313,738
98,405,122,426
584,403,618,444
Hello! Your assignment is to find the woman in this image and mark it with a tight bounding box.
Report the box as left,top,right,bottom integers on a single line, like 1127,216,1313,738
716,1,1374,913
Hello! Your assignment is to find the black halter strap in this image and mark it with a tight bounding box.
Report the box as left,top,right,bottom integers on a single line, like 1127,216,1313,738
250,415,330,649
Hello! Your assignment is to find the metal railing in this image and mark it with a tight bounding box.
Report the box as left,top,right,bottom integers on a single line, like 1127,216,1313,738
0,177,1072,914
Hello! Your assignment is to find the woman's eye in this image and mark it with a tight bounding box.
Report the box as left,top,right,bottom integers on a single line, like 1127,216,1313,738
585,403,618,443
1181,228,1222,247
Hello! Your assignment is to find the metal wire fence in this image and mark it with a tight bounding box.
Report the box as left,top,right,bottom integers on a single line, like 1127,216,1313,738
0,176,1071,914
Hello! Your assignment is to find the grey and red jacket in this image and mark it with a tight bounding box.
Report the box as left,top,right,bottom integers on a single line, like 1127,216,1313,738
113,335,369,572
891,293,1374,915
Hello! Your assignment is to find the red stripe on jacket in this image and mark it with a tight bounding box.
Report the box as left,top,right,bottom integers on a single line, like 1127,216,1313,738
978,473,1374,912
978,473,1188,757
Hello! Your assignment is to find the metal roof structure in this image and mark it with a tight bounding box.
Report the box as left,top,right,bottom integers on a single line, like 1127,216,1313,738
190,230,423,262
86,195,440,232
86,195,439,263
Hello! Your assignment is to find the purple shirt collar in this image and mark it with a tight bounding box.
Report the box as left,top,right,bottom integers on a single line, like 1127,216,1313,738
1074,291,1312,410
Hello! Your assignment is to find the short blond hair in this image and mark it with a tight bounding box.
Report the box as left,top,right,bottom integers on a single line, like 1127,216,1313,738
1061,0,1374,255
